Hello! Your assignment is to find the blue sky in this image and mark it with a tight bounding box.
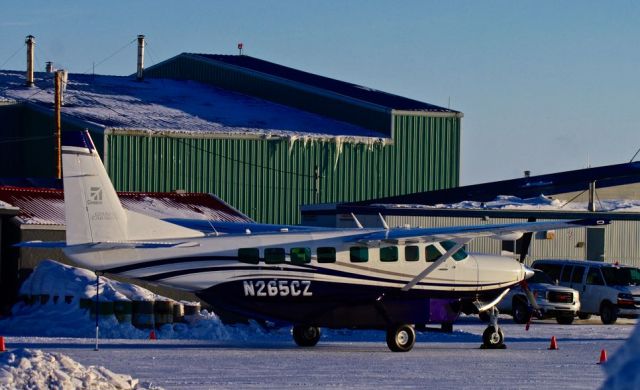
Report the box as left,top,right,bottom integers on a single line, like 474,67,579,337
2,1,639,185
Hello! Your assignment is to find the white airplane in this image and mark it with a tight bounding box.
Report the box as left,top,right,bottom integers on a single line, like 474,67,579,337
30,131,608,352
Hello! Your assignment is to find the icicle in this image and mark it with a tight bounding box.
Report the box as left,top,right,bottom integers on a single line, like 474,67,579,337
287,135,298,155
333,136,344,170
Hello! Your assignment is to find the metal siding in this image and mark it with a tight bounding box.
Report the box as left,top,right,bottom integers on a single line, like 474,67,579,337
107,114,460,224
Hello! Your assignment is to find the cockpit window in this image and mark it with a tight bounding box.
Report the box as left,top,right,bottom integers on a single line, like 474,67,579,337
439,241,468,261
425,245,442,262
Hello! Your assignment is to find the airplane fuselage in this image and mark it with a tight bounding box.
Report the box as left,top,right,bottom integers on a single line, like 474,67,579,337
65,228,528,328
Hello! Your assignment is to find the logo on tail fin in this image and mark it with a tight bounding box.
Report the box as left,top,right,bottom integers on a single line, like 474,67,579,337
88,187,103,205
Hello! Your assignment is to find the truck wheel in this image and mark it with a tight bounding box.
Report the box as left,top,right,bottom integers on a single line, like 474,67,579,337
600,302,618,325
556,315,574,325
578,312,591,320
512,299,531,324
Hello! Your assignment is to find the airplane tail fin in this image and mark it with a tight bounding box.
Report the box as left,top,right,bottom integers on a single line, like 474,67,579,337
62,131,204,245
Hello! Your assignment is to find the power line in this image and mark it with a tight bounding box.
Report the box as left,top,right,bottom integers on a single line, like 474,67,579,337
0,43,25,69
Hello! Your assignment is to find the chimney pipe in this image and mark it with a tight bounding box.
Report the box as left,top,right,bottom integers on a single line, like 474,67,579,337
25,35,35,87
136,35,145,81
46,61,54,73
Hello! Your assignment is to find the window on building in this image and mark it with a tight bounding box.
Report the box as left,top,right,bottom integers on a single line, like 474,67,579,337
380,246,398,262
264,248,285,264
426,245,442,262
350,246,368,263
405,246,420,261
291,247,311,264
317,247,336,263
238,248,259,264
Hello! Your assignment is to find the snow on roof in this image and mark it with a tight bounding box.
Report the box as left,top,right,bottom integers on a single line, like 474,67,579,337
0,185,252,225
0,70,385,140
373,195,640,212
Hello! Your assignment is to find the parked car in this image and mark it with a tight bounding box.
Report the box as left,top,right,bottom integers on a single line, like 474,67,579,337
532,259,640,324
495,269,580,324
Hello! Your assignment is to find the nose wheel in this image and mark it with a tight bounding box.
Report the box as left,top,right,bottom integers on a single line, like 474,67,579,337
481,307,506,349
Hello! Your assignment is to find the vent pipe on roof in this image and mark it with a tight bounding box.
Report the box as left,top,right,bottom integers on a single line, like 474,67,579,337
25,35,35,87
136,35,145,81
45,61,54,73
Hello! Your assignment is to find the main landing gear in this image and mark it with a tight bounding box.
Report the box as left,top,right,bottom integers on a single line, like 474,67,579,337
481,306,506,349
292,325,321,347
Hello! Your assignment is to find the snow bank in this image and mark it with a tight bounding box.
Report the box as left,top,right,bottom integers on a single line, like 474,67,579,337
1,260,284,341
19,260,156,302
0,348,157,389
602,321,640,389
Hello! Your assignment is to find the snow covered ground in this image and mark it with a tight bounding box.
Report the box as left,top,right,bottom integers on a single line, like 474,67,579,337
1,318,633,389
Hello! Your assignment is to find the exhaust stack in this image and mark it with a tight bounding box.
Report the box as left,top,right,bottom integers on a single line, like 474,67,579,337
25,35,35,87
136,34,145,81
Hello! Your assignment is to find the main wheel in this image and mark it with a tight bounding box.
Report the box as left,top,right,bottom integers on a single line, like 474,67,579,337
386,324,416,352
578,312,592,320
292,325,321,347
556,315,575,325
482,325,505,349
600,302,618,325
512,299,531,324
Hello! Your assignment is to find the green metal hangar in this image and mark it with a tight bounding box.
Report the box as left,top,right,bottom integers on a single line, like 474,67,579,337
0,54,463,224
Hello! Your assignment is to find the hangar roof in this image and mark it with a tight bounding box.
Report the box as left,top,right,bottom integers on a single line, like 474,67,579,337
0,70,383,140
193,54,458,113
0,185,252,226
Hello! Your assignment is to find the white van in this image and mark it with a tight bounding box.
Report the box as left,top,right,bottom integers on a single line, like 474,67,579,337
532,259,640,324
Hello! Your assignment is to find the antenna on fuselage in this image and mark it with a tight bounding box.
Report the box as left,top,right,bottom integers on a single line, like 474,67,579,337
350,213,363,229
206,219,220,236
378,213,389,230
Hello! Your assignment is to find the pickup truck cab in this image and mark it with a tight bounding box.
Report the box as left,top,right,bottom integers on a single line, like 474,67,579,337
532,259,640,324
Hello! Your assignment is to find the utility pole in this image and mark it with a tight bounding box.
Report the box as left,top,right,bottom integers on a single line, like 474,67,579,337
54,70,62,179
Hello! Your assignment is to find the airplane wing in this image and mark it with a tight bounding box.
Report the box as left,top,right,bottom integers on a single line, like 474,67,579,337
351,218,609,246
163,218,334,235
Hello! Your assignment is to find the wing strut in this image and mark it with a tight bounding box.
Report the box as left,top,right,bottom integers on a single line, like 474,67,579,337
401,238,471,291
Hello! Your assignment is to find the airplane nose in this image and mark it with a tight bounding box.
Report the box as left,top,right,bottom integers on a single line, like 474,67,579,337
523,265,535,280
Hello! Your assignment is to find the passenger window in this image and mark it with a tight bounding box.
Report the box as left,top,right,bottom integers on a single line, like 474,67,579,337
425,245,442,262
560,265,573,283
264,248,285,264
405,246,420,261
238,248,259,264
350,246,368,263
586,267,604,285
380,246,398,262
572,266,585,284
317,247,336,263
290,247,311,264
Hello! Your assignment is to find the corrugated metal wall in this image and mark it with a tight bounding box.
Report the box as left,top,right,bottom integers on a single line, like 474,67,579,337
145,55,392,134
106,114,460,224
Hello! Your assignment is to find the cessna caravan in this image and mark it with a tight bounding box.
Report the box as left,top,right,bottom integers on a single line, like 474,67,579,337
29,131,607,352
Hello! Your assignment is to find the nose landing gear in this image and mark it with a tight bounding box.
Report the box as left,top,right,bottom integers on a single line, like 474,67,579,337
481,306,506,349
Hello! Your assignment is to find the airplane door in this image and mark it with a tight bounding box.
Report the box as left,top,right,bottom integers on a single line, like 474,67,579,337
426,244,456,290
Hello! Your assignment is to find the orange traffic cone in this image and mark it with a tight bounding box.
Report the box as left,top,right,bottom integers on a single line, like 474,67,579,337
149,330,157,340
598,349,607,364
548,336,558,350
0,336,5,352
